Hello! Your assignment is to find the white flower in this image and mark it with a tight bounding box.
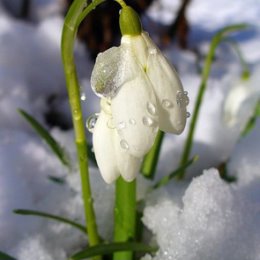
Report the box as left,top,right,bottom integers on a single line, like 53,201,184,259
90,32,189,183
223,70,260,130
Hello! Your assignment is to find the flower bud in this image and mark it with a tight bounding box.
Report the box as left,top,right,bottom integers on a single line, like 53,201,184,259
119,6,142,36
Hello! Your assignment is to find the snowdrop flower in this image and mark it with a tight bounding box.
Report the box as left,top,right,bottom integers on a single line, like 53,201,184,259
89,6,189,183
223,69,260,130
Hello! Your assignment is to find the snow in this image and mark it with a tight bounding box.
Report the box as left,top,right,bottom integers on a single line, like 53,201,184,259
0,0,260,259
142,169,260,260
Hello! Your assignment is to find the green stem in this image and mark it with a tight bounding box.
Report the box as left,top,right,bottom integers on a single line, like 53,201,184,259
177,23,248,179
113,178,136,260
114,0,127,8
141,130,165,179
61,0,103,253
76,0,105,28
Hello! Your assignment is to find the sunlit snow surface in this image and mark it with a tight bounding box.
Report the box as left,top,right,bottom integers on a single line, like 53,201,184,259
0,0,260,259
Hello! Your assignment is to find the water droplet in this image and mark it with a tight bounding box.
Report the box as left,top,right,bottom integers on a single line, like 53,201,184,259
149,48,157,55
163,250,169,256
147,101,157,115
86,113,99,133
142,116,154,127
90,46,123,98
186,112,191,118
73,109,81,119
185,97,189,106
120,139,129,150
129,119,136,125
80,92,86,101
176,90,189,107
162,99,173,108
107,118,116,129
117,121,126,130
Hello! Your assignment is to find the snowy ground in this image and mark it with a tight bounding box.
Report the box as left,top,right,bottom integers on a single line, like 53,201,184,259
0,0,260,259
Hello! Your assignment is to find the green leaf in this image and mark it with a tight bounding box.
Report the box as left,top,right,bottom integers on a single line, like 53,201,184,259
13,209,86,234
152,155,199,190
141,131,165,179
241,101,260,137
70,242,158,260
47,175,66,184
18,109,71,168
0,251,16,260
179,23,248,179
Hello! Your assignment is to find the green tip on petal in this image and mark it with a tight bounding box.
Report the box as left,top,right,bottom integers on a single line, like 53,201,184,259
241,70,250,81
119,6,142,36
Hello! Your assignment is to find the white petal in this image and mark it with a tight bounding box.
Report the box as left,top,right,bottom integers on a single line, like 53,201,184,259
93,110,120,183
111,75,159,158
114,133,142,182
143,32,187,134
223,80,257,128
121,34,148,69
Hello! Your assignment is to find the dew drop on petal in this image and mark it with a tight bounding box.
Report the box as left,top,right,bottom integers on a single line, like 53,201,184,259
90,47,123,98
107,118,116,129
142,116,154,127
129,119,136,125
186,112,191,118
117,121,126,130
162,99,173,109
86,113,99,133
185,97,190,106
147,101,157,115
176,90,189,107
149,48,157,55
120,139,129,150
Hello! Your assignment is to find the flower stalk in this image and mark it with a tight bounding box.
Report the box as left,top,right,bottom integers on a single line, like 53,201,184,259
61,0,103,253
113,178,136,260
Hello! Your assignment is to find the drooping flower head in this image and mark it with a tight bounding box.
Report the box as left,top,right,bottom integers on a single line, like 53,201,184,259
89,5,189,183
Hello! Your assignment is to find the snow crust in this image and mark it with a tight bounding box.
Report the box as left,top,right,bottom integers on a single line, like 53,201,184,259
142,169,260,260
0,0,260,259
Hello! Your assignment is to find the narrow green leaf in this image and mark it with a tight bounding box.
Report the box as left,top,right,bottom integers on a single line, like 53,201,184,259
241,101,260,137
218,162,237,183
141,131,165,179
47,175,66,184
13,209,86,234
179,23,248,179
152,155,198,190
18,109,71,168
0,251,16,260
70,242,158,260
